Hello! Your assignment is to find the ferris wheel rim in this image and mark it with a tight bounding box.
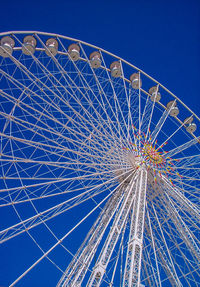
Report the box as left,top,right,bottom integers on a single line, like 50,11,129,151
0,30,199,126
0,30,200,286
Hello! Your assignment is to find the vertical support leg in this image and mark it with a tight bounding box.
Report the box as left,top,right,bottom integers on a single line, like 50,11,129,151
123,168,147,287
87,174,139,287
57,187,124,287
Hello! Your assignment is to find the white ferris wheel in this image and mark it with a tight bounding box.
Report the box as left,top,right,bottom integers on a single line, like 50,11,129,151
0,31,199,287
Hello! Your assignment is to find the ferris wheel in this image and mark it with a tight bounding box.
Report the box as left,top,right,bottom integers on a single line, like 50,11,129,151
0,31,199,287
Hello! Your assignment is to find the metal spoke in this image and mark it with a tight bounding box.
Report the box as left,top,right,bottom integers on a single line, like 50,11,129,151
0,31,199,286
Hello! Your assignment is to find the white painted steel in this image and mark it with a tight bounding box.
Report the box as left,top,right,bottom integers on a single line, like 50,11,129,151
0,31,199,287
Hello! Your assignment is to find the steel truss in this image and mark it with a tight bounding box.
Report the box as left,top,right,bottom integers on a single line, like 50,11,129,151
0,31,200,287
57,168,147,287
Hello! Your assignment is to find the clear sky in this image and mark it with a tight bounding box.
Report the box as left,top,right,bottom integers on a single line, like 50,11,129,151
0,0,200,286
1,0,200,115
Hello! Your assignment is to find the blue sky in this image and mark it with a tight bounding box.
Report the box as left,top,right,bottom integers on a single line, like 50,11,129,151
0,0,200,286
1,0,200,116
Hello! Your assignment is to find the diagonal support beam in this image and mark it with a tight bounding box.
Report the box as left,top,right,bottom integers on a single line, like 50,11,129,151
123,168,147,287
57,171,139,287
86,172,139,287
